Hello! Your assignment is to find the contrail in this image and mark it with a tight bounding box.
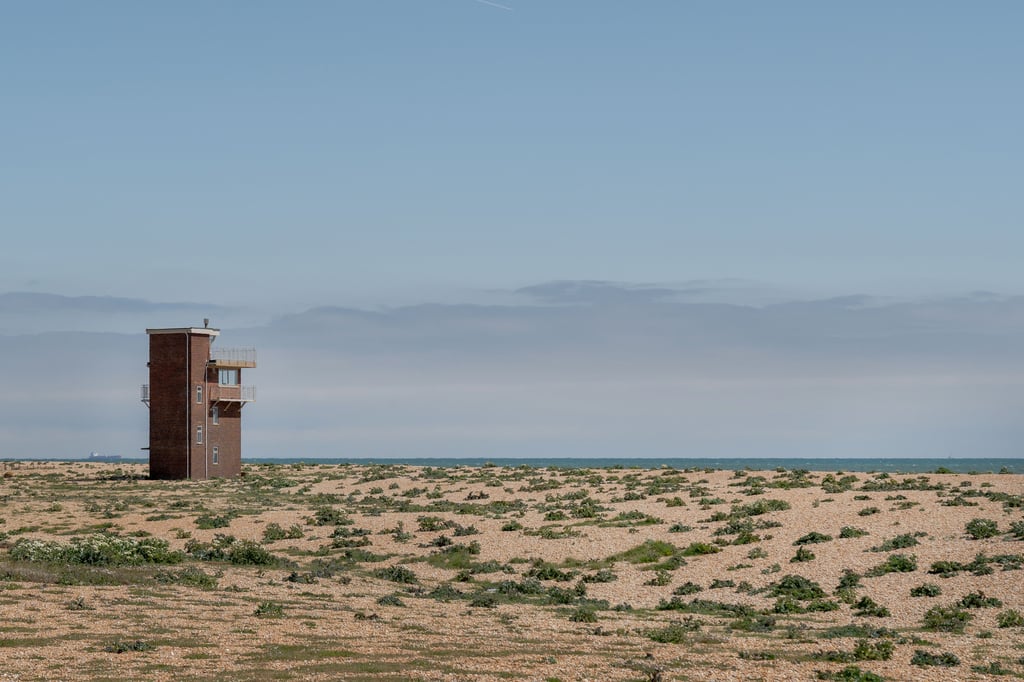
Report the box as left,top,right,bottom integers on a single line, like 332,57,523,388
471,0,513,10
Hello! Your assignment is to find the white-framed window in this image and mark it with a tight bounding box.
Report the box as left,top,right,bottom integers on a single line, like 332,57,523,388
212,446,219,465
218,369,239,386
196,425,203,444
196,385,203,403
212,405,219,425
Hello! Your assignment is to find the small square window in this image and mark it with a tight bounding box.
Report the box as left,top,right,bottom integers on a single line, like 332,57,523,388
196,425,203,444
196,385,203,403
212,446,219,465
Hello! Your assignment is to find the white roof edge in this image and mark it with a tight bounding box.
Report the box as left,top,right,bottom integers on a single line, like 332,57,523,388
146,327,221,336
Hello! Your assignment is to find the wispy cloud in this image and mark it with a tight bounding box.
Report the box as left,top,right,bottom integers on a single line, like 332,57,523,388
470,0,513,10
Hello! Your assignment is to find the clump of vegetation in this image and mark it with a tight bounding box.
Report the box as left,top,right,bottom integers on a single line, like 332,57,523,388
680,542,720,557
10,534,183,566
922,604,973,633
795,531,832,545
469,592,498,608
815,640,894,663
373,565,418,584
568,606,598,623
997,609,1024,628
971,662,1013,676
865,553,916,577
581,568,617,583
185,535,281,566
672,581,702,595
645,570,672,586
909,583,941,598
376,594,405,607
309,507,351,526
612,540,680,564
153,566,219,589
965,518,999,540
769,574,825,601
839,526,868,539
729,614,776,632
66,596,93,611
791,547,815,563
194,512,234,529
928,553,1022,578
254,601,284,617
525,560,574,581
1008,520,1024,540
957,591,1002,609
814,665,884,681
852,597,891,618
869,533,922,552
646,618,702,643
911,650,960,667
104,639,153,653
261,522,304,543
857,507,880,517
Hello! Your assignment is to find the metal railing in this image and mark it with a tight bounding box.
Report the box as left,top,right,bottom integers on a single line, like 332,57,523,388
211,384,257,403
140,384,150,404
210,347,257,365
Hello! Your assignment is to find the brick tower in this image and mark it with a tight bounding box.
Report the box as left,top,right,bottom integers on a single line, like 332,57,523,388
141,325,256,480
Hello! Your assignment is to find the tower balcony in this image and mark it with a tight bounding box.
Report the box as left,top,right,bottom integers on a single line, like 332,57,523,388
209,347,257,368
210,384,256,403
141,384,150,406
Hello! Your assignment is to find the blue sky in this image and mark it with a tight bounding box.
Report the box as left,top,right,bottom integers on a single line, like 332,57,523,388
4,1,1023,304
2,2,1023,459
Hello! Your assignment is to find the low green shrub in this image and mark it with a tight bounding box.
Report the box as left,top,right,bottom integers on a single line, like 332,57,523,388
10,534,183,566
672,581,702,595
853,597,890,618
965,518,999,540
376,594,405,606
911,650,960,667
373,565,418,584
254,601,283,617
795,532,833,545
997,609,1024,628
769,574,825,600
646,619,702,643
791,547,815,563
910,583,941,597
680,542,720,556
870,533,921,552
865,553,916,577
814,665,884,681
104,639,153,653
194,513,233,529
957,591,1002,609
569,606,598,623
970,662,1013,676
922,604,973,633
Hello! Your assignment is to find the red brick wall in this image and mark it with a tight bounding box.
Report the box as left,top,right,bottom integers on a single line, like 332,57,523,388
148,333,193,479
148,331,247,480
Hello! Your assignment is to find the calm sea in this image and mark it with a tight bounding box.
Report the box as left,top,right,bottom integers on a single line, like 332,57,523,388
20,456,1019,474
242,457,1021,474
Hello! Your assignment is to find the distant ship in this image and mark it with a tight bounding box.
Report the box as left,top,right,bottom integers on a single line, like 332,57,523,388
87,452,122,462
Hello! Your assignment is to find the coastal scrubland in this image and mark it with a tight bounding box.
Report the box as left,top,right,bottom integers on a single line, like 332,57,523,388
0,461,1022,681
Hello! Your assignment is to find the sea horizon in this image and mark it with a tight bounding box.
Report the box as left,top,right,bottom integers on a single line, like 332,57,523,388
11,455,1022,474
